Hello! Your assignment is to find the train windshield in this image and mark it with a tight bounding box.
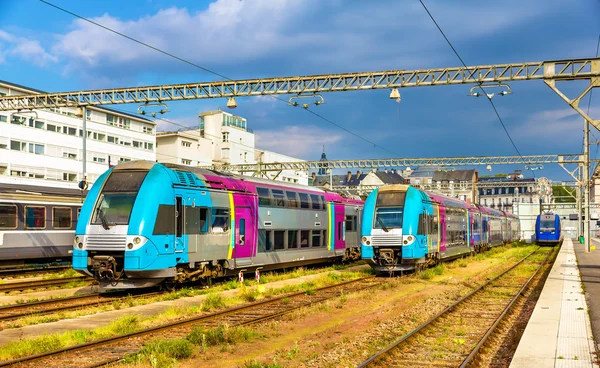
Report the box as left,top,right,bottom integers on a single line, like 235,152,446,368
91,171,148,228
374,208,403,229
540,220,555,230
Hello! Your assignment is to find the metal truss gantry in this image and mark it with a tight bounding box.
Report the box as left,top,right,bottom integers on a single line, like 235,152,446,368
0,58,598,111
209,154,586,174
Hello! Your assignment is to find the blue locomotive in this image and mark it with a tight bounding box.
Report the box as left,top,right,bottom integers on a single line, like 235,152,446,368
535,212,562,245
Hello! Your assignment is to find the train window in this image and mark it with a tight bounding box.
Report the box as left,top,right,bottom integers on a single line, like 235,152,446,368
312,230,322,247
25,206,46,229
300,230,310,248
337,222,342,240
288,230,298,248
299,193,310,209
272,189,285,207
239,219,246,245
257,187,271,206
286,191,299,208
323,230,327,246
52,207,72,229
310,194,321,210
0,205,17,228
211,209,230,233
176,197,183,238
274,231,285,250
258,230,272,252
345,216,355,232
154,205,175,235
376,191,406,207
102,171,148,193
184,207,208,234
320,196,326,209
417,214,425,235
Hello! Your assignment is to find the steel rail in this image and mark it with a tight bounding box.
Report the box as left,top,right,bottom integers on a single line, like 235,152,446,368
0,265,71,278
0,58,598,110
459,246,557,367
357,247,552,368
0,290,164,322
0,277,93,293
0,276,379,367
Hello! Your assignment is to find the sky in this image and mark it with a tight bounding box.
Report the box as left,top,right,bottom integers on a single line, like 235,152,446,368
1,0,599,181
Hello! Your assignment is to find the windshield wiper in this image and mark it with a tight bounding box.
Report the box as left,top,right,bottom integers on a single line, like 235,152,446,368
376,217,390,233
96,207,111,230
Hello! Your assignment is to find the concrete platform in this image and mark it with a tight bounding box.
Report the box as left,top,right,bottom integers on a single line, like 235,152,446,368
510,238,597,368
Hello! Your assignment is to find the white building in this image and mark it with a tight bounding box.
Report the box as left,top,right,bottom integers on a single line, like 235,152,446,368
255,149,308,185
0,80,156,189
156,131,212,167
199,110,255,165
156,109,309,185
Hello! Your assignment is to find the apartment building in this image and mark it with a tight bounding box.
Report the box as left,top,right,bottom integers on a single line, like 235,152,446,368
0,80,156,188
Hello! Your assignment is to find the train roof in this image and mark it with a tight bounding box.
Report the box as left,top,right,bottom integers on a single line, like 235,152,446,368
0,182,87,198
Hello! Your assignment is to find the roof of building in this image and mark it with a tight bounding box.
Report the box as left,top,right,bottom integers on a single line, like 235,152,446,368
432,169,477,182
156,130,202,140
0,80,154,124
406,166,439,178
374,171,405,184
312,170,404,187
478,176,535,183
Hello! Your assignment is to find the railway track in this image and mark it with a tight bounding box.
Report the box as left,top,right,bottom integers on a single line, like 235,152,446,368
0,290,164,323
0,277,94,293
0,276,383,368
358,246,556,368
0,265,71,279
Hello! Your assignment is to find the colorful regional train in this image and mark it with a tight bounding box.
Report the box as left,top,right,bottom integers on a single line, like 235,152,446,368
361,184,520,272
73,161,363,289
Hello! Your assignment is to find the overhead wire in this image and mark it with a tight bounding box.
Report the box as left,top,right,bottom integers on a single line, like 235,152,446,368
418,0,535,179
40,0,402,158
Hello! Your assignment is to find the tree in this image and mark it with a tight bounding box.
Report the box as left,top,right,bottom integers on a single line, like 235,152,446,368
552,185,576,203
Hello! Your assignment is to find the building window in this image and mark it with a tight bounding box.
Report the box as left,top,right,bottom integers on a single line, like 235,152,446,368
10,140,26,151
119,157,131,163
29,143,45,155
143,126,153,134
144,142,154,150
63,173,77,181
47,123,59,132
181,159,192,165
133,140,141,148
182,141,192,148
0,115,6,122
107,114,131,129
93,156,106,163
222,132,229,142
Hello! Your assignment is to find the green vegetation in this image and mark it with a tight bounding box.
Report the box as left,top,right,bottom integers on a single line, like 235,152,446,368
552,185,577,203
124,338,192,368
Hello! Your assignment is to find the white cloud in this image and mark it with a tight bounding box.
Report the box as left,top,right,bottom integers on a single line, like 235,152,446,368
254,125,343,158
46,0,558,79
0,30,56,66
520,107,600,140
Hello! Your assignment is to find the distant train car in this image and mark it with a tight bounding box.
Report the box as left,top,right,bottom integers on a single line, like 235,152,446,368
535,212,562,245
361,184,520,273
0,183,84,264
73,161,363,289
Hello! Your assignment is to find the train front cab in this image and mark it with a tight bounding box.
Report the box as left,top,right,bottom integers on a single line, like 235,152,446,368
361,185,427,272
536,213,561,245
73,162,195,288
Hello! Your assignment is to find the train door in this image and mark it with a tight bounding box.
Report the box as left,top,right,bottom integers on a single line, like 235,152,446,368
233,194,256,259
175,196,185,253
334,204,346,250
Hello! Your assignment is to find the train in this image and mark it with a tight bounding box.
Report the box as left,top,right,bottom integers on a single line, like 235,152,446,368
535,212,562,245
361,184,521,273
72,161,364,289
0,183,83,265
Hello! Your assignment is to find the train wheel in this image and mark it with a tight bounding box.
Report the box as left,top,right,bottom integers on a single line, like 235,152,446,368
161,280,177,292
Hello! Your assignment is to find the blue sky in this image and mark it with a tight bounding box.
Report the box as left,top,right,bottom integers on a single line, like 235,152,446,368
1,0,599,181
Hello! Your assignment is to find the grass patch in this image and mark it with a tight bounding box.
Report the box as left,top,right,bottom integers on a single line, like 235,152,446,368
187,324,260,348
124,338,192,368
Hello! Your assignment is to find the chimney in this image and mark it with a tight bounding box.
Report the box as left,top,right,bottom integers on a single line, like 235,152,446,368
347,171,352,183
355,170,361,180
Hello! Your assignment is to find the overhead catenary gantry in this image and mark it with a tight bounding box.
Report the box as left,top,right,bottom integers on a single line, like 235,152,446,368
0,57,598,112
207,153,588,174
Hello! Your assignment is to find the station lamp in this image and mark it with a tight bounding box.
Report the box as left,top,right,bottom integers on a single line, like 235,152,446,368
227,97,238,109
389,88,400,102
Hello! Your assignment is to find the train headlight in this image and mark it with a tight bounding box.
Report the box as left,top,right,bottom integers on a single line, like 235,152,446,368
133,237,141,245
407,236,413,241
403,240,408,245
366,240,371,245
75,236,80,243
78,243,83,249
362,236,367,243
127,243,134,249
